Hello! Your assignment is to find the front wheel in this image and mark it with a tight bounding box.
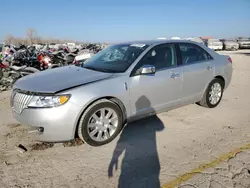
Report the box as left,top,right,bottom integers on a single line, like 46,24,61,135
198,78,224,108
78,99,123,146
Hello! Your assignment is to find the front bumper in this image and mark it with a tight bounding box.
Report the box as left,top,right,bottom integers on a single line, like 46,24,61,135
239,44,250,49
12,101,82,142
224,45,239,50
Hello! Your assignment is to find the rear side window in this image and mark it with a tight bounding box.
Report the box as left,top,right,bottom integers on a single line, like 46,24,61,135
179,43,212,64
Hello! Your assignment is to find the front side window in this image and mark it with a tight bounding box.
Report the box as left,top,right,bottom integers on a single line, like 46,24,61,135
179,43,211,64
82,44,149,73
132,44,177,74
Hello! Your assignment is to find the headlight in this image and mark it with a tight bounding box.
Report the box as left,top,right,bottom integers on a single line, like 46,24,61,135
28,95,71,108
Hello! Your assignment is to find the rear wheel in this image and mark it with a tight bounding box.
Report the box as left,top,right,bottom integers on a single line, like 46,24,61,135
78,99,123,146
198,78,224,108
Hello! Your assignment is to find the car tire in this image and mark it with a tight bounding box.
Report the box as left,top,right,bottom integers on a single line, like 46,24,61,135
198,78,224,108
78,99,123,146
0,69,3,80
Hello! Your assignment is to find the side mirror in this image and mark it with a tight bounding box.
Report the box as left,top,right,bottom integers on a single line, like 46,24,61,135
139,65,156,75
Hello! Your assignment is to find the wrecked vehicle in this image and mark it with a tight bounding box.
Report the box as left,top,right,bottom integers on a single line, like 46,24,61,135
11,40,232,146
220,39,239,51
73,53,94,66
237,39,250,49
205,39,223,51
186,37,205,45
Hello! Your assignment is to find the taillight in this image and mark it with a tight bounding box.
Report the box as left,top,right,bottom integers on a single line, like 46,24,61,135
228,57,232,63
75,60,79,65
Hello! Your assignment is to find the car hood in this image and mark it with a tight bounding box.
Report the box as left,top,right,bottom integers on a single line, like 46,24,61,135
13,65,114,93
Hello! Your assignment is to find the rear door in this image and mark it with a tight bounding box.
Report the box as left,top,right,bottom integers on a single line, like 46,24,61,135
178,43,215,103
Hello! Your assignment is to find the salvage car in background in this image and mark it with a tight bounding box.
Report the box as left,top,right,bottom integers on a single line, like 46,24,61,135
11,40,232,146
186,37,205,45
220,39,239,51
237,38,250,49
205,39,223,51
74,52,94,66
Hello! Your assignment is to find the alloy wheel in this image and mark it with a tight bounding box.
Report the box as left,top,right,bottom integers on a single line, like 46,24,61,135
87,108,118,142
209,83,222,105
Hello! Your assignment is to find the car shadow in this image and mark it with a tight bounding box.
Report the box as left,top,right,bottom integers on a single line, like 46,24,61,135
108,96,165,188
234,51,250,56
238,52,250,56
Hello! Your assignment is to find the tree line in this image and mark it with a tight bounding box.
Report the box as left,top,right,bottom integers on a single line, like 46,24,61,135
4,28,82,46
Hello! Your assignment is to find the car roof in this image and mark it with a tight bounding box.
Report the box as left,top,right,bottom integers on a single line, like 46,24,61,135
115,39,199,46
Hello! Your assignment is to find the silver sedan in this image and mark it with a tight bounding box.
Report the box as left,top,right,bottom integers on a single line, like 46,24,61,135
11,40,233,146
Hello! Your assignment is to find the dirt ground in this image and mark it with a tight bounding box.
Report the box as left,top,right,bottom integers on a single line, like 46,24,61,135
0,50,250,188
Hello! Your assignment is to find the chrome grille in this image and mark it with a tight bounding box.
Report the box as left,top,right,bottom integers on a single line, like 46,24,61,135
12,92,33,114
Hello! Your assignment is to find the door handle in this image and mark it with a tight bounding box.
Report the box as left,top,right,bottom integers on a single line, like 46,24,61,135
170,73,180,79
207,66,212,71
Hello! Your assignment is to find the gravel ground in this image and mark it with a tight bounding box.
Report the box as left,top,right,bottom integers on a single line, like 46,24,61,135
0,50,250,188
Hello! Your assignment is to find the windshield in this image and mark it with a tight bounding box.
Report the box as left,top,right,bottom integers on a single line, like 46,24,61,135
82,44,149,73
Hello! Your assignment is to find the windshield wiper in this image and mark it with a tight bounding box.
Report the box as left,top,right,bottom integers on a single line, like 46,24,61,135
84,66,100,72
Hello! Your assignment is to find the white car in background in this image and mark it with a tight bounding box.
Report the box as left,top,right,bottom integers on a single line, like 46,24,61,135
206,39,223,51
74,53,94,66
65,42,75,47
186,37,205,45
237,38,250,49
220,39,239,51
156,37,167,40
171,37,181,40
48,43,57,49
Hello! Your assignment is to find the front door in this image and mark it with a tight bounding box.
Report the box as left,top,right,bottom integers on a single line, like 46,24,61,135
128,43,182,118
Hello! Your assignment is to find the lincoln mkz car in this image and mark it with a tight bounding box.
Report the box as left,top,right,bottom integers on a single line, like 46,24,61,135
11,40,233,146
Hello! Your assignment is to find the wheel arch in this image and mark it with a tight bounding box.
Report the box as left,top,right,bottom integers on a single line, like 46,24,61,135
214,75,225,88
200,75,226,103
73,96,127,138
